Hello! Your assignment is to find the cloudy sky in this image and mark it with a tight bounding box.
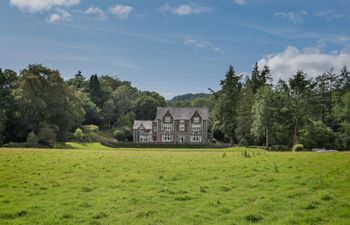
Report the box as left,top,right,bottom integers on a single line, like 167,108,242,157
1,0,350,98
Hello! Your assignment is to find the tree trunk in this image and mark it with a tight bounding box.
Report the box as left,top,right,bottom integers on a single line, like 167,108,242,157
229,136,234,146
293,118,299,145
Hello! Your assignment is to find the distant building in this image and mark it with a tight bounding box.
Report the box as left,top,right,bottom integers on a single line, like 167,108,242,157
133,107,209,144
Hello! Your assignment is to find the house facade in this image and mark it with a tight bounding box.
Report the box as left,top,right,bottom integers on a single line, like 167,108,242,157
133,107,209,144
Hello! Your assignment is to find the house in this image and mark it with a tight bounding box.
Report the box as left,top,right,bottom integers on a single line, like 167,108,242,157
133,107,209,144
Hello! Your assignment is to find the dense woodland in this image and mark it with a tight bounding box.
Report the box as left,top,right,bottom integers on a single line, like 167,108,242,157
1,63,350,150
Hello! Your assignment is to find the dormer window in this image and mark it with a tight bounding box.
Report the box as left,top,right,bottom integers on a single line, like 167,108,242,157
194,117,200,123
165,116,171,123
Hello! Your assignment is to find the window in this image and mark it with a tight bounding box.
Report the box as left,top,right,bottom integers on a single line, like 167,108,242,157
162,134,173,142
179,123,185,131
139,134,151,142
153,123,157,132
191,135,202,142
194,117,200,123
162,123,173,131
165,116,171,123
191,124,201,131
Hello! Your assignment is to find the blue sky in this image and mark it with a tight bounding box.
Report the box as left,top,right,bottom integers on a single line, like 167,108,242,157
1,0,350,98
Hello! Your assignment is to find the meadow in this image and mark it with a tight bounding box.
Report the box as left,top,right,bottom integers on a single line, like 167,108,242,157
0,144,349,225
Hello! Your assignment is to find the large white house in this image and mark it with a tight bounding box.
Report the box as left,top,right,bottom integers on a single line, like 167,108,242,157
133,107,209,144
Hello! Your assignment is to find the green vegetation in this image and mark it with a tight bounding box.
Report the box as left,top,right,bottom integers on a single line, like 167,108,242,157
1,64,350,150
0,145,349,224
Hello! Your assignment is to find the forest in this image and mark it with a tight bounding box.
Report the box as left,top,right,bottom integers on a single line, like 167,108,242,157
0,63,350,150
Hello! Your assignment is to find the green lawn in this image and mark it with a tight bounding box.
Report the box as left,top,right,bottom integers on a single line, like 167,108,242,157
0,145,349,225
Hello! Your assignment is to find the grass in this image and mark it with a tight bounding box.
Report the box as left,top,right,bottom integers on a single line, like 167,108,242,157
0,144,349,224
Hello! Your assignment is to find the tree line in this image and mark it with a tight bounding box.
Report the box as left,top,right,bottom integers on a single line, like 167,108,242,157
212,64,350,150
0,63,350,150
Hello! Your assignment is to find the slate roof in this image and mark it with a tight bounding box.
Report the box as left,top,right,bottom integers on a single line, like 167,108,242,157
133,120,153,130
156,107,209,120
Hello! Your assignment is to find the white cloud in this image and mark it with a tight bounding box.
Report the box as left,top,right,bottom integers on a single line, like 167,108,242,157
273,10,308,24
10,0,80,12
85,6,107,19
160,3,210,16
184,38,223,53
234,0,246,5
258,46,350,82
48,9,71,23
109,4,133,20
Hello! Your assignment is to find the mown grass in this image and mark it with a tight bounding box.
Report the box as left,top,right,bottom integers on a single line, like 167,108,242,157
0,144,349,225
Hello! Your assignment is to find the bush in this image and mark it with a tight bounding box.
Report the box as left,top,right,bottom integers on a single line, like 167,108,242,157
38,126,57,146
73,128,85,140
293,144,304,152
271,145,290,151
26,131,39,145
113,127,133,142
300,120,335,150
238,138,249,147
113,129,126,141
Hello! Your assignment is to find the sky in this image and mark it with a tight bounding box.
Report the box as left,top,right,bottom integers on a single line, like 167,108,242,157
1,0,350,98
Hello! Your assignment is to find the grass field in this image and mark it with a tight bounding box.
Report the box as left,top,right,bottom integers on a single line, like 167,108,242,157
0,144,349,225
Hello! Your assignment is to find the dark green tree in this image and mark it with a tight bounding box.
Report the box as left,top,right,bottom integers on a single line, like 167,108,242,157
89,74,103,107
333,91,350,149
0,69,17,145
288,70,313,144
135,95,159,120
235,78,254,144
214,65,241,145
11,64,85,144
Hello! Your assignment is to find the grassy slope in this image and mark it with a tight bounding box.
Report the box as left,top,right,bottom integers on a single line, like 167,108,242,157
0,145,349,225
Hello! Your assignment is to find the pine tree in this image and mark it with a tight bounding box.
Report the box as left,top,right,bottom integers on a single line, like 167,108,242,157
251,62,260,93
214,65,241,145
89,74,103,107
235,78,254,144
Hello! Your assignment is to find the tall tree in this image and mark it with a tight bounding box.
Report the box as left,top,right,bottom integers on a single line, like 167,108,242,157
338,66,350,92
235,78,254,144
214,65,241,145
251,86,276,148
251,62,260,94
11,64,85,144
102,99,115,129
0,69,17,145
333,91,350,149
314,68,339,129
288,70,313,144
89,74,103,107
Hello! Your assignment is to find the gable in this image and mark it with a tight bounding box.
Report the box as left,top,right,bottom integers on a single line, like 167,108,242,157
156,107,209,120
191,111,202,123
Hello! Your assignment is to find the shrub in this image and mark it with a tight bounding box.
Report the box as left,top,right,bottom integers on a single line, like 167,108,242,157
271,145,290,151
113,129,126,141
300,120,335,150
73,128,85,140
293,144,304,152
26,131,39,145
238,138,249,147
113,127,132,141
38,125,57,146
